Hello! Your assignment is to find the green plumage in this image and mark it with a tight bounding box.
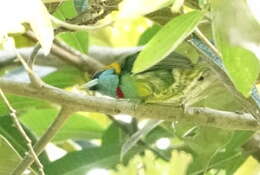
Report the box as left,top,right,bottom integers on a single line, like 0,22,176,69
88,51,219,106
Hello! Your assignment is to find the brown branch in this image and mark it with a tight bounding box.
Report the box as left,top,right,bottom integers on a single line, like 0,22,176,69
25,32,104,75
16,52,44,88
0,78,258,131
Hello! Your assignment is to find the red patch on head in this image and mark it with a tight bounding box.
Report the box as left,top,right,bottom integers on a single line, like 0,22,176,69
116,87,124,98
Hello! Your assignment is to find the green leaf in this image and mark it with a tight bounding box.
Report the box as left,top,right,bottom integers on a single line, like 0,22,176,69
53,0,77,20
0,115,50,172
214,42,260,97
121,120,162,159
185,127,232,174
209,130,253,174
42,66,85,88
144,124,173,144
212,0,260,96
58,31,89,54
0,95,50,115
102,121,149,164
44,145,120,175
132,11,203,73
225,130,253,150
21,109,104,141
186,129,253,174
138,24,161,45
74,0,88,14
102,123,126,147
0,136,21,174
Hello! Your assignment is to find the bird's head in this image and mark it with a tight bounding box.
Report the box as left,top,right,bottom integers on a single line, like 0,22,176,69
82,63,125,98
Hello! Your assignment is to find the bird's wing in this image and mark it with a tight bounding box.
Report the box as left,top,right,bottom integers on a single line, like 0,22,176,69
121,51,194,74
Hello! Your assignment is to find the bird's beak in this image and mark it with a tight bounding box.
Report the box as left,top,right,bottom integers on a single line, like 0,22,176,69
80,79,98,89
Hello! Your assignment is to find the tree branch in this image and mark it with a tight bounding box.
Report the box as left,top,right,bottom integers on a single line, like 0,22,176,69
0,78,258,131
0,46,142,69
25,32,104,74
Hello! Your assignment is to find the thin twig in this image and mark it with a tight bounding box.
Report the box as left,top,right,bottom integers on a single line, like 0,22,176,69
53,38,105,71
28,43,41,69
16,52,44,88
0,89,45,175
68,0,121,25
11,106,73,175
194,29,221,57
25,31,104,74
50,15,113,31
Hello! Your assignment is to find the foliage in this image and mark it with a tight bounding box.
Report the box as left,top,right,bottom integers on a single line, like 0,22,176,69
0,0,260,175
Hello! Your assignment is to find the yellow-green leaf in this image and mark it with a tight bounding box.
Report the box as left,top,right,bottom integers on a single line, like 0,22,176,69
0,136,21,174
212,0,260,96
58,31,89,54
132,11,203,73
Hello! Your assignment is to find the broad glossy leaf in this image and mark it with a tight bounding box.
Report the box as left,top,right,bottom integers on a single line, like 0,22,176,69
58,31,89,54
20,109,104,141
138,24,161,46
133,11,203,73
44,145,120,175
212,0,260,96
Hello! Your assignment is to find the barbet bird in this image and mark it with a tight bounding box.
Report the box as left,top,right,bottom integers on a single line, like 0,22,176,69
83,51,220,107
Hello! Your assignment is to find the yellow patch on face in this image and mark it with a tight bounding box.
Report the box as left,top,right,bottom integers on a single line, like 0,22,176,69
106,63,121,74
